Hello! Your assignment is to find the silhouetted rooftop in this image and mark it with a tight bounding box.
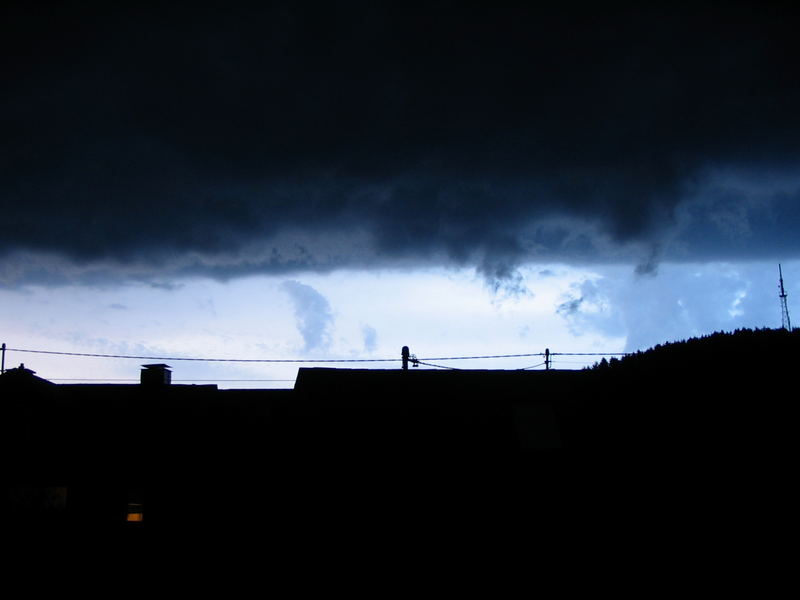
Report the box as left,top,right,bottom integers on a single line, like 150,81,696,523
0,363,56,388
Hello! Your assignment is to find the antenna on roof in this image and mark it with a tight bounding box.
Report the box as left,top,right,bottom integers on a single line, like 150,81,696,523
779,264,792,331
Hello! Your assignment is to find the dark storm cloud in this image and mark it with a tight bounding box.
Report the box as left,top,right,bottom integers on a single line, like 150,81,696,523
2,2,799,285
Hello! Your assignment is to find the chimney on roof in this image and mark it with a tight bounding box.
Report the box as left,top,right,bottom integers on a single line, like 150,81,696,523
140,363,172,386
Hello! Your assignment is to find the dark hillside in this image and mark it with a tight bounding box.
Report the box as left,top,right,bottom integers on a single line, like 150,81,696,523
581,328,799,448
595,327,800,374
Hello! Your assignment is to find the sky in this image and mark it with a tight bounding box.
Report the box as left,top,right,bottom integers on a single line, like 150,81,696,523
1,2,798,387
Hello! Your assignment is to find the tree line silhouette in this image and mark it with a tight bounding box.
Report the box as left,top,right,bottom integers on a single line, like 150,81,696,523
575,327,799,448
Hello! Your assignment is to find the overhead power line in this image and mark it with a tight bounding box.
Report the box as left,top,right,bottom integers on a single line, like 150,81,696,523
49,378,297,382
2,345,629,365
549,352,628,356
415,360,461,370
519,362,546,370
4,347,399,363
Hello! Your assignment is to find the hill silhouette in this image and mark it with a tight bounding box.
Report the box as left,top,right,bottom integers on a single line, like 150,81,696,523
593,327,799,374
579,327,798,448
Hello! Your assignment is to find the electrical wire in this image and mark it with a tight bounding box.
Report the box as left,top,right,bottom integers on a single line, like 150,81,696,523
4,347,399,363
414,360,461,370
415,352,546,360
49,378,297,382
3,346,629,364
551,352,628,356
553,359,598,364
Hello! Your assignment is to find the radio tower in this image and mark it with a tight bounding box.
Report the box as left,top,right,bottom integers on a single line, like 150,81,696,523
779,264,792,331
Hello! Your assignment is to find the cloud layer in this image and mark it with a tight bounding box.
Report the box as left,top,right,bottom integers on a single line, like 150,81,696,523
2,2,799,285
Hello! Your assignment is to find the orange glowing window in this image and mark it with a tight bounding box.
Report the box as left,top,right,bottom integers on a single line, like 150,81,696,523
127,503,144,522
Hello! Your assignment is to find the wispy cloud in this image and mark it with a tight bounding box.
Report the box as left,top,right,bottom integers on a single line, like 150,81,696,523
281,280,334,353
362,325,377,353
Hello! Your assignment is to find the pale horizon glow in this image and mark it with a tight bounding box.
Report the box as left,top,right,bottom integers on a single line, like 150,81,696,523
1,259,795,388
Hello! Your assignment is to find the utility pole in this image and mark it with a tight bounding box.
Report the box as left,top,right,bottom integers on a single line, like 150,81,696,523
545,348,550,371
1,343,5,374
401,346,418,369
779,264,792,331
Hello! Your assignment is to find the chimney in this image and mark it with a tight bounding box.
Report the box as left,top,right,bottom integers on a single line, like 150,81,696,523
140,363,172,386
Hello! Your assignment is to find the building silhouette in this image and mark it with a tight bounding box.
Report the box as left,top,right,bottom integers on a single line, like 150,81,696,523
2,361,584,528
